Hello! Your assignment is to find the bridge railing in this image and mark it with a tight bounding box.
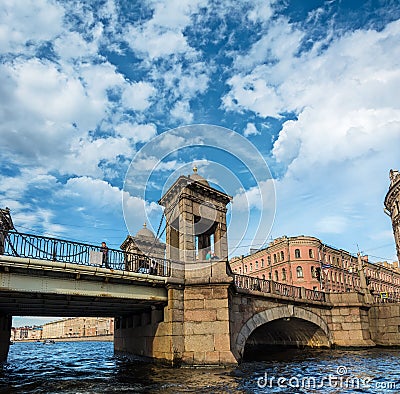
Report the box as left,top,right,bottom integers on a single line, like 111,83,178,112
303,288,326,302
274,281,301,298
0,230,171,277
373,292,400,304
233,273,326,302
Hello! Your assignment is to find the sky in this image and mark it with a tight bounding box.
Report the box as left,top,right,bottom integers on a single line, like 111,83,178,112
1,1,400,326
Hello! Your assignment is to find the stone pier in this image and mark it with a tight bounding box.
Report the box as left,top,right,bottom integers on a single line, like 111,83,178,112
0,314,11,363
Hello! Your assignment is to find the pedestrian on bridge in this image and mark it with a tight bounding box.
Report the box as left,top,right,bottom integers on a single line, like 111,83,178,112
100,242,109,268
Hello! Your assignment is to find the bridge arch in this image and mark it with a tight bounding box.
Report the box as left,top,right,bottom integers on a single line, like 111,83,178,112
235,305,331,360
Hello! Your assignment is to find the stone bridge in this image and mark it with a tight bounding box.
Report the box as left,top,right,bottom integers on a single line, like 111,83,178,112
2,168,400,365
115,259,400,365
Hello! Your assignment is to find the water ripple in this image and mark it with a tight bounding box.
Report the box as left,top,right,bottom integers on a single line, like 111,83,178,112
1,343,400,393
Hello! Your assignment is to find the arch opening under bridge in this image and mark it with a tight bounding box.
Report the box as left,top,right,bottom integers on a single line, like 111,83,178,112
235,306,331,361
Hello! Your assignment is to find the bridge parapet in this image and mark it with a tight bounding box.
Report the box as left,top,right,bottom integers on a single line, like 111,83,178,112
233,273,327,303
1,230,173,277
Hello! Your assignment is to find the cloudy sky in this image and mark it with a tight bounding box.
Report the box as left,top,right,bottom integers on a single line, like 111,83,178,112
1,0,400,295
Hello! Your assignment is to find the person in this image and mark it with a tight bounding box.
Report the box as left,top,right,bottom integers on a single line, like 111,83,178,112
100,241,109,268
211,252,219,260
150,259,157,275
205,248,212,261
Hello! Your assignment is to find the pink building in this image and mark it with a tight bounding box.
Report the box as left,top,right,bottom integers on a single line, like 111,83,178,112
230,235,400,295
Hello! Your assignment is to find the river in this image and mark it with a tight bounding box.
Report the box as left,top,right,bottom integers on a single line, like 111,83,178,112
1,342,400,393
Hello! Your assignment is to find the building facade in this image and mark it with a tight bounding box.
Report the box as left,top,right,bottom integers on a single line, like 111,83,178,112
385,169,400,262
42,317,114,339
230,235,400,295
11,326,42,341
12,318,114,341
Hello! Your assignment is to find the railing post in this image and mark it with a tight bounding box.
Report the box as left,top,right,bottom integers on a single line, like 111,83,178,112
300,286,306,299
52,241,57,261
270,280,275,294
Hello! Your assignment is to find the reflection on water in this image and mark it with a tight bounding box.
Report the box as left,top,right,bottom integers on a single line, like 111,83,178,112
1,342,400,393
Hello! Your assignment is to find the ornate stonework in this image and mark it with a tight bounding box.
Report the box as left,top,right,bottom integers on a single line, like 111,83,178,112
385,169,400,262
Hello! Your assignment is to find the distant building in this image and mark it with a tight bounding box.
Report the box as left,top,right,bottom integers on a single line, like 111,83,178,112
229,235,400,294
12,318,114,341
120,223,165,271
11,326,42,341
42,317,114,339
385,169,400,263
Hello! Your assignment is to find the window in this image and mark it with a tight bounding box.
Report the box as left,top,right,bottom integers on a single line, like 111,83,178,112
282,268,286,281
296,266,303,278
250,263,253,272
273,254,277,263
280,251,284,261
295,249,301,258
239,267,242,274
311,266,316,278
245,265,248,273
262,274,265,280
267,256,271,265
309,249,314,258
255,260,259,269
261,258,264,268
274,270,279,281
268,272,272,280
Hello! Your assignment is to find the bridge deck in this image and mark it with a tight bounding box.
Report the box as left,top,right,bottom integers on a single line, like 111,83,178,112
0,255,168,317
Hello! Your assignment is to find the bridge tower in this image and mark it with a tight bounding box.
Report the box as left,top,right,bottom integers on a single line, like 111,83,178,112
154,167,236,364
385,169,400,262
159,166,231,267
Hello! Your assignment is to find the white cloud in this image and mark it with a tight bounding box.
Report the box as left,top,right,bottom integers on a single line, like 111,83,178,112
243,123,260,137
62,176,162,236
63,137,133,177
124,0,206,60
223,73,285,118
54,30,100,60
170,101,193,123
223,18,400,258
115,122,157,143
121,81,155,111
0,0,64,53
246,0,276,24
316,215,349,234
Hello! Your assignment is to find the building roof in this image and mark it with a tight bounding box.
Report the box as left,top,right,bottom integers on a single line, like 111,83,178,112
188,166,209,186
135,223,155,239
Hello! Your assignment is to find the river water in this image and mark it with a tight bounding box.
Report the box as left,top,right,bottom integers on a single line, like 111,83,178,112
1,342,400,393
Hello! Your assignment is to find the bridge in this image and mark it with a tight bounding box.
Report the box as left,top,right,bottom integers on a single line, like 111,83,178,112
1,169,400,365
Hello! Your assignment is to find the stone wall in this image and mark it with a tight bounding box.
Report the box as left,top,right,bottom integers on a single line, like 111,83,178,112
369,304,400,346
182,284,236,365
327,293,374,347
114,285,184,365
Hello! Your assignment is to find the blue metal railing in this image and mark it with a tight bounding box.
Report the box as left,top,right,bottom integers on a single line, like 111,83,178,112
0,230,171,277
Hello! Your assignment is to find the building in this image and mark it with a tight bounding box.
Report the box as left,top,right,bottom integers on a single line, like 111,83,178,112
11,326,42,341
385,169,400,262
42,317,114,339
120,223,166,271
229,235,400,294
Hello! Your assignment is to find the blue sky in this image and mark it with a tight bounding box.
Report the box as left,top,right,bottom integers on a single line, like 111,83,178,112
1,0,400,325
